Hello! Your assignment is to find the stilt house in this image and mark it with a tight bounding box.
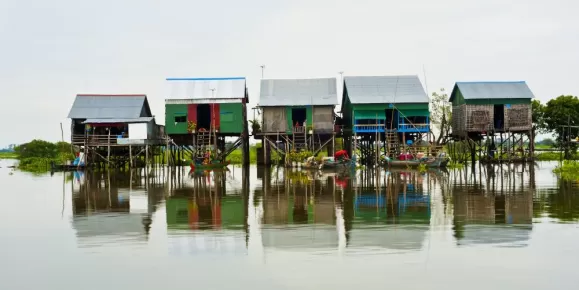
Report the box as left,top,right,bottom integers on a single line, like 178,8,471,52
341,75,430,135
164,77,249,164
67,94,163,146
165,77,248,137
449,81,534,137
258,77,338,153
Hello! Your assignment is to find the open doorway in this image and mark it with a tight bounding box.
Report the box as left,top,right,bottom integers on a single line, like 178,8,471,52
292,108,307,127
197,104,211,130
494,105,504,130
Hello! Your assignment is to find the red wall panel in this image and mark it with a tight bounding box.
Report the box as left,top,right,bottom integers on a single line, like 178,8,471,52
187,104,197,123
211,103,220,129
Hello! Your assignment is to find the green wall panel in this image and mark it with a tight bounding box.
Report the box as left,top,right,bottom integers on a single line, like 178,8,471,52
219,103,243,133
352,103,428,111
165,104,188,134
354,110,385,119
398,109,430,117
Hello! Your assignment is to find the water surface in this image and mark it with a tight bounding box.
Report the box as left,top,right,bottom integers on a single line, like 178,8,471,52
1,160,578,289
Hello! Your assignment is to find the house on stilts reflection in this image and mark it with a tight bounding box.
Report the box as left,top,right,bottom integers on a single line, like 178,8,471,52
256,77,339,165
449,81,535,163
67,94,166,168
341,75,432,165
164,77,250,165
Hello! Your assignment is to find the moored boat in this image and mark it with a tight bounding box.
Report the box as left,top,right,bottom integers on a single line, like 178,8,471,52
302,156,354,170
381,153,450,168
190,160,230,171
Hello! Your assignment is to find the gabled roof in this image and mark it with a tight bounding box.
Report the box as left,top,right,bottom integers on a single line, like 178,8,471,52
67,94,152,119
165,77,246,100
259,78,338,106
82,117,154,124
343,75,428,105
449,81,534,102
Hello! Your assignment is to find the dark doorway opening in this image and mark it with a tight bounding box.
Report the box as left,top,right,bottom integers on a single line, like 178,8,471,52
494,105,504,130
197,104,211,130
385,109,397,130
292,108,307,127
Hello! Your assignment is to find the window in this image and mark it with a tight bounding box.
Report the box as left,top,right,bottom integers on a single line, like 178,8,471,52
174,116,186,123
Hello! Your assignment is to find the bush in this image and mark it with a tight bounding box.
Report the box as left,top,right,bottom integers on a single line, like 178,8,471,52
13,139,75,172
553,161,579,181
15,139,58,159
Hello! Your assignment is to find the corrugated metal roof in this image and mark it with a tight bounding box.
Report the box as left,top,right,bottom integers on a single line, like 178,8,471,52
82,117,154,124
68,95,150,119
259,78,337,106
166,77,246,99
344,75,428,104
452,81,534,101
165,98,240,105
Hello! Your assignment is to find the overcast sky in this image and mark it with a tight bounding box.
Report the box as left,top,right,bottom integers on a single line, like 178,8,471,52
1,0,578,146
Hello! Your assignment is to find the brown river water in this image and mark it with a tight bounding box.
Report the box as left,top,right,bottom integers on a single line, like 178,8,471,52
1,159,578,289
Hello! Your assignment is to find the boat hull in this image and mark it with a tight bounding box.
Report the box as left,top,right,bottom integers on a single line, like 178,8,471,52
384,158,448,168
190,160,230,171
302,160,353,170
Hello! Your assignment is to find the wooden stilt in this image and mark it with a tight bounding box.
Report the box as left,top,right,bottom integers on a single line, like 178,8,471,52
107,128,111,167
146,145,149,170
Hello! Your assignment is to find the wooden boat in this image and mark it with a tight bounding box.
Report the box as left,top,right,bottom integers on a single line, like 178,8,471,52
382,157,448,168
189,160,230,171
302,158,353,170
50,161,86,172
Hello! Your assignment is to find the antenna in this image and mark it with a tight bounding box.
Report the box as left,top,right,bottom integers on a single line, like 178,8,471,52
260,65,265,79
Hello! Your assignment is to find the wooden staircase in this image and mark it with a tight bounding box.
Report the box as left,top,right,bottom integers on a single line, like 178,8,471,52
195,130,212,159
292,126,307,151
384,131,400,157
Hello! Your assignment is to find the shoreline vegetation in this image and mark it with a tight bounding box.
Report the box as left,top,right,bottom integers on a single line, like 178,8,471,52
2,139,577,179
553,161,579,181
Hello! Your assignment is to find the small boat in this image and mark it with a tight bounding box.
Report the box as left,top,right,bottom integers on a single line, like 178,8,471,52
50,161,86,172
381,153,449,168
189,160,230,171
302,157,353,170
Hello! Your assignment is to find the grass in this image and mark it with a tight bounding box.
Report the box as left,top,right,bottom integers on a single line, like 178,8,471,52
553,161,579,181
446,162,464,169
0,152,18,159
535,152,579,161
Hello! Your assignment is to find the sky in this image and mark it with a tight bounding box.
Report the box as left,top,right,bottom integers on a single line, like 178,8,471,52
1,0,578,146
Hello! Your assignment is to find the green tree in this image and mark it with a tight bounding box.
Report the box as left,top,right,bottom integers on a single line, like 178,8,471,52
531,99,546,152
430,88,452,145
543,95,579,158
15,139,58,159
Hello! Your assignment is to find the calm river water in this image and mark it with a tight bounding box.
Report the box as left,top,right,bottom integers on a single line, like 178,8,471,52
1,159,579,289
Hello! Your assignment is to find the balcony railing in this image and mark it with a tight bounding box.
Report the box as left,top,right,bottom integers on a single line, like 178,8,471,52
354,124,385,133
398,123,430,132
72,134,118,146
293,126,306,134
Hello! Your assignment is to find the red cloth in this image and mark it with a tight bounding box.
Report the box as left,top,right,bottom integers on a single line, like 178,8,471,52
399,153,412,160
335,150,349,159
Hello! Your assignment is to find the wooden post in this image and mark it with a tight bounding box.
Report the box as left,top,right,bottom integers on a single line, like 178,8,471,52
145,144,149,169
107,127,111,167
129,145,133,168
165,137,170,166
332,134,335,156
402,133,406,155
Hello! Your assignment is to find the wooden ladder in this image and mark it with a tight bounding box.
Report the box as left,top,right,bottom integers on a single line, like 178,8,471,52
384,131,400,157
195,130,211,159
